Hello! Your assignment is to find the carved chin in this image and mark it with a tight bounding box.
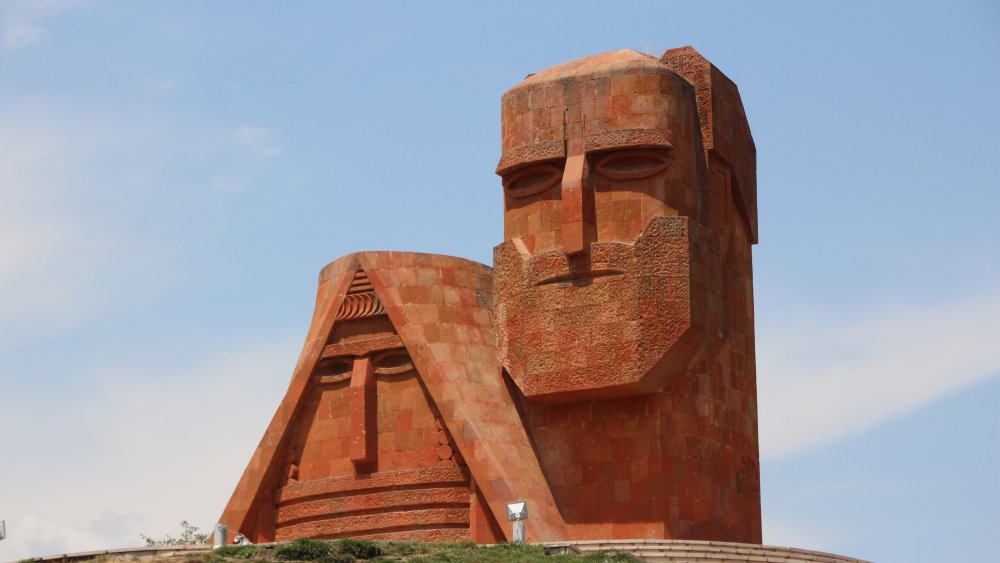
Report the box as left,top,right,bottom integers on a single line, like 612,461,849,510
492,216,703,403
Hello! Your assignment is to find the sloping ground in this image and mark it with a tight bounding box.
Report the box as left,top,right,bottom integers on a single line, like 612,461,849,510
13,539,868,563
14,545,213,563
12,541,633,563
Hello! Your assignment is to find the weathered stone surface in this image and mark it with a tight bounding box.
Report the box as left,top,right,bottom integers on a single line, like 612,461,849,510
220,45,762,547
219,253,554,543
493,47,761,542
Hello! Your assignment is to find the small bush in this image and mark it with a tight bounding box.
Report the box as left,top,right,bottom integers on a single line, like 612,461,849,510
215,545,260,559
141,521,211,546
336,539,382,559
275,538,333,561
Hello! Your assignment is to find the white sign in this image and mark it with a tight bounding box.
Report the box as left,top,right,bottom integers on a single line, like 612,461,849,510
506,501,528,521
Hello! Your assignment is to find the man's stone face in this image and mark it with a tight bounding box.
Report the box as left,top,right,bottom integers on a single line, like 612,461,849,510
493,50,705,402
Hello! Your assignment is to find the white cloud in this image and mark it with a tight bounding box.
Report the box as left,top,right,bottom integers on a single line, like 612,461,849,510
0,335,299,561
0,21,43,52
0,0,86,54
233,126,282,157
0,109,179,333
144,77,176,92
757,288,1000,459
0,511,148,560
212,175,244,194
0,103,292,557
0,514,104,561
88,511,147,544
0,118,109,328
762,518,836,554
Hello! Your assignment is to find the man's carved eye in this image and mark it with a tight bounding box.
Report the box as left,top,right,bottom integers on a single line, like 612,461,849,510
594,149,672,180
502,163,562,199
373,349,414,375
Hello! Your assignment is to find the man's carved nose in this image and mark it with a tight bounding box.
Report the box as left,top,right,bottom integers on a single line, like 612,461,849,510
561,154,597,256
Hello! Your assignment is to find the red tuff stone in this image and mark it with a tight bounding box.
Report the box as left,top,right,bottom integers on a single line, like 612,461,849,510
494,47,760,543
218,253,547,544
219,45,760,547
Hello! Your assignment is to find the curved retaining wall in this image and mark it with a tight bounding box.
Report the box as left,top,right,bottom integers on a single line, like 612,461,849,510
14,538,869,563
16,545,213,563
542,539,870,562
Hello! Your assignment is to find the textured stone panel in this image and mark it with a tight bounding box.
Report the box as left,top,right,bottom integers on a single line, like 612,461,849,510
220,44,764,549
494,48,761,542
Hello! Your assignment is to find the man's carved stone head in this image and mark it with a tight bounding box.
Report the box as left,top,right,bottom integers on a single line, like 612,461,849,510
492,49,709,402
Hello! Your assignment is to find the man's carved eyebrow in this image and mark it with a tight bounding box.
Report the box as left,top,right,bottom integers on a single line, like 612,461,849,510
321,335,404,359
497,129,672,176
496,140,565,176
584,128,673,154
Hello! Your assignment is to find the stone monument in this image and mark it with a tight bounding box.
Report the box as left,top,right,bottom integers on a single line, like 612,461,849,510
493,46,760,541
219,45,770,547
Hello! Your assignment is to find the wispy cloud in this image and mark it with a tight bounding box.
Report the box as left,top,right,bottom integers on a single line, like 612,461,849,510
758,288,1000,459
212,175,244,194
0,106,181,333
0,117,112,327
0,21,43,52
0,335,299,561
0,0,85,54
0,514,106,561
762,518,837,554
144,76,176,92
233,125,282,157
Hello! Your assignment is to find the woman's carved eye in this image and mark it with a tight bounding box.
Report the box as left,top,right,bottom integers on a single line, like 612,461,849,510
373,349,414,375
502,162,562,199
315,357,353,383
594,149,672,180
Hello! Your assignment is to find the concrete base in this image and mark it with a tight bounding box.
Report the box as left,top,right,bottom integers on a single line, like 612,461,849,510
14,538,870,563
541,539,870,562
17,544,213,563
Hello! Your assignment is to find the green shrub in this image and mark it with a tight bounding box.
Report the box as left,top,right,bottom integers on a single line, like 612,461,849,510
275,538,333,561
214,545,260,559
336,539,382,559
141,521,211,546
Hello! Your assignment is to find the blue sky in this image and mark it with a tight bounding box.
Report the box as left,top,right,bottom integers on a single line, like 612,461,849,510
0,1,997,561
